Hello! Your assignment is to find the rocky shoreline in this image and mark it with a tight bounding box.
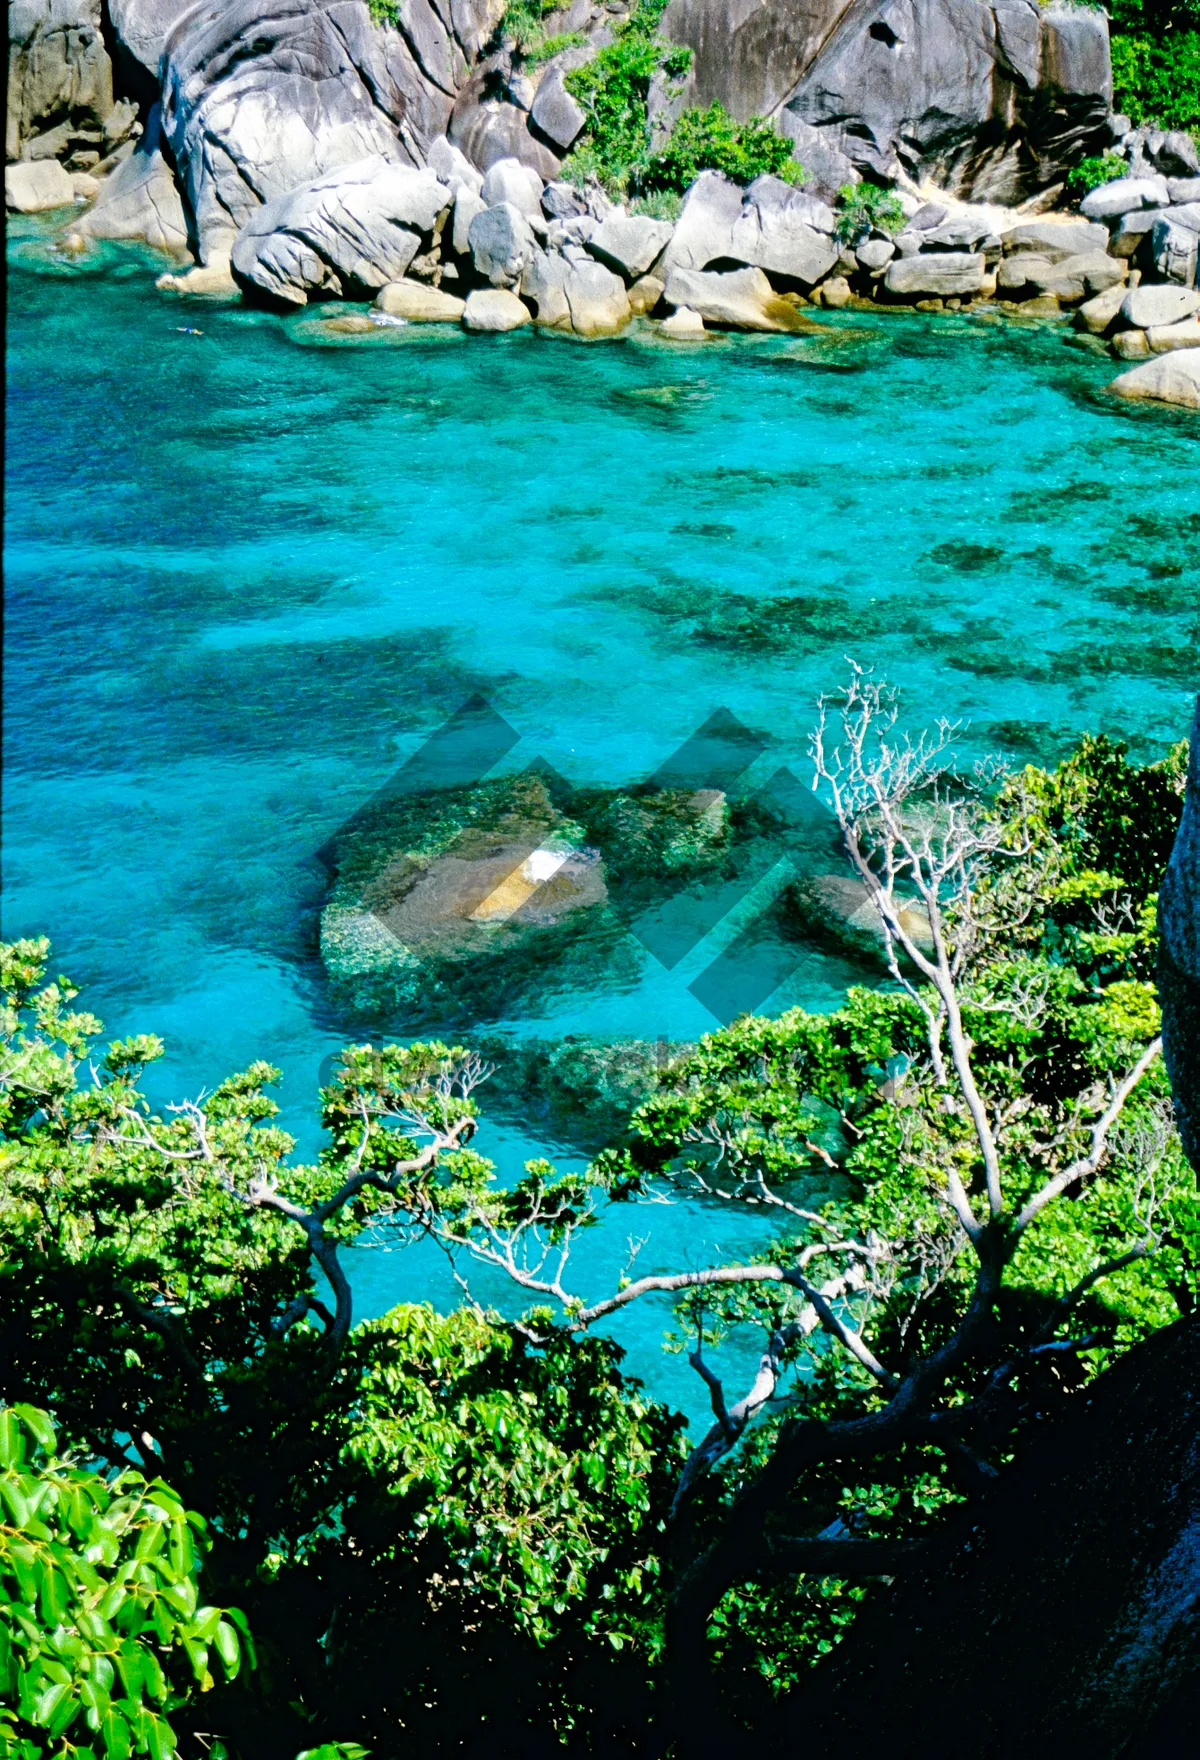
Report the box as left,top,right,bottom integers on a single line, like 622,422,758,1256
6,0,1200,408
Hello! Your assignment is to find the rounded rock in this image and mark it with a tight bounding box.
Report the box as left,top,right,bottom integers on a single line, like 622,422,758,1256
462,288,532,332
1120,283,1200,330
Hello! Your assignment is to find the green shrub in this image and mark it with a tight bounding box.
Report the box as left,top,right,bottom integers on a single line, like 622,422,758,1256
643,104,805,193
1066,151,1130,195
562,0,799,197
1111,28,1200,133
366,0,398,26
497,0,586,64
833,182,906,245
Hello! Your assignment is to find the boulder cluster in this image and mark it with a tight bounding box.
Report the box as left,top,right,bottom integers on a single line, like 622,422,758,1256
5,0,1198,406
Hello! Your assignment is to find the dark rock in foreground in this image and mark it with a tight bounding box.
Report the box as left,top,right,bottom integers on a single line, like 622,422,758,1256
776,1310,1200,1755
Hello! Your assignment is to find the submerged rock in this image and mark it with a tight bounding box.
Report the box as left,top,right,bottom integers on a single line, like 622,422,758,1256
321,774,608,1016
788,873,934,962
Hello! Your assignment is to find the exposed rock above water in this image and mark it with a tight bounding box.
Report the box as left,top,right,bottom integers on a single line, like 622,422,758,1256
229,155,451,305
660,0,1113,203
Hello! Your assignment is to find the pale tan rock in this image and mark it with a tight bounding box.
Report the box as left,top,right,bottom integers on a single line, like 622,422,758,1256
1076,285,1128,335
1112,329,1151,361
70,172,100,200
660,305,706,336
5,159,74,211
376,280,465,321
1107,348,1200,409
629,274,665,314
462,288,532,332
819,276,852,308
1147,319,1200,354
156,258,236,295
663,264,814,332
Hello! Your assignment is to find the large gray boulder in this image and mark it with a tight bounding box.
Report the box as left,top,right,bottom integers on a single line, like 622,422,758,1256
662,263,814,331
586,213,674,279
663,169,837,286
1079,174,1170,219
1107,346,1200,409
1153,217,1199,287
660,0,1112,204
230,155,451,305
884,251,986,296
6,0,134,164
728,173,838,285
79,103,189,250
106,0,197,78
521,247,632,333
468,199,536,286
158,0,496,261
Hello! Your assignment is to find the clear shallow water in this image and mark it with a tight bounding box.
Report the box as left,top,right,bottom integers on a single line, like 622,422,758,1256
5,219,1198,1421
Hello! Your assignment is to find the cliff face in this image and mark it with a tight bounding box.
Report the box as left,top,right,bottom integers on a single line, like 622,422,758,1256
777,1311,1200,1756
7,0,1114,234
659,0,1113,202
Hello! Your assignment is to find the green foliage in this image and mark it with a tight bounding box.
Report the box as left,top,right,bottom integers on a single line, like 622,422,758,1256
1111,27,1200,134
365,0,398,27
996,733,1188,984
642,106,805,194
1066,151,1129,195
0,724,1192,1741
0,945,682,1755
0,1405,248,1760
562,0,798,197
834,182,906,245
498,0,585,65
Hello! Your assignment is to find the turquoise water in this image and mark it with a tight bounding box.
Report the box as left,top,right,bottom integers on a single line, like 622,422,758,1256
5,219,1198,1420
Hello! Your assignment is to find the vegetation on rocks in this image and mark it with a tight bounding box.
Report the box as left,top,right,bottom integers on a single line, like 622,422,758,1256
1109,0,1200,134
833,183,906,245
0,686,1192,1756
561,0,800,198
497,0,586,66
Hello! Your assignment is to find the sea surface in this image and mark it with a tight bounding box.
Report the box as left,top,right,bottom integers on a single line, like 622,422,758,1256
5,217,1198,1421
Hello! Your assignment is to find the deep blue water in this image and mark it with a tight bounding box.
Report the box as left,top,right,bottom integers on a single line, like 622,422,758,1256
5,217,1198,1420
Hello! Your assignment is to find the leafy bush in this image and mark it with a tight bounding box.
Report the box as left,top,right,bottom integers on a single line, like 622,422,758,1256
1111,28,1200,134
0,1404,249,1760
497,0,586,65
833,182,906,245
643,104,805,193
365,0,398,26
1066,151,1129,195
563,0,799,197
